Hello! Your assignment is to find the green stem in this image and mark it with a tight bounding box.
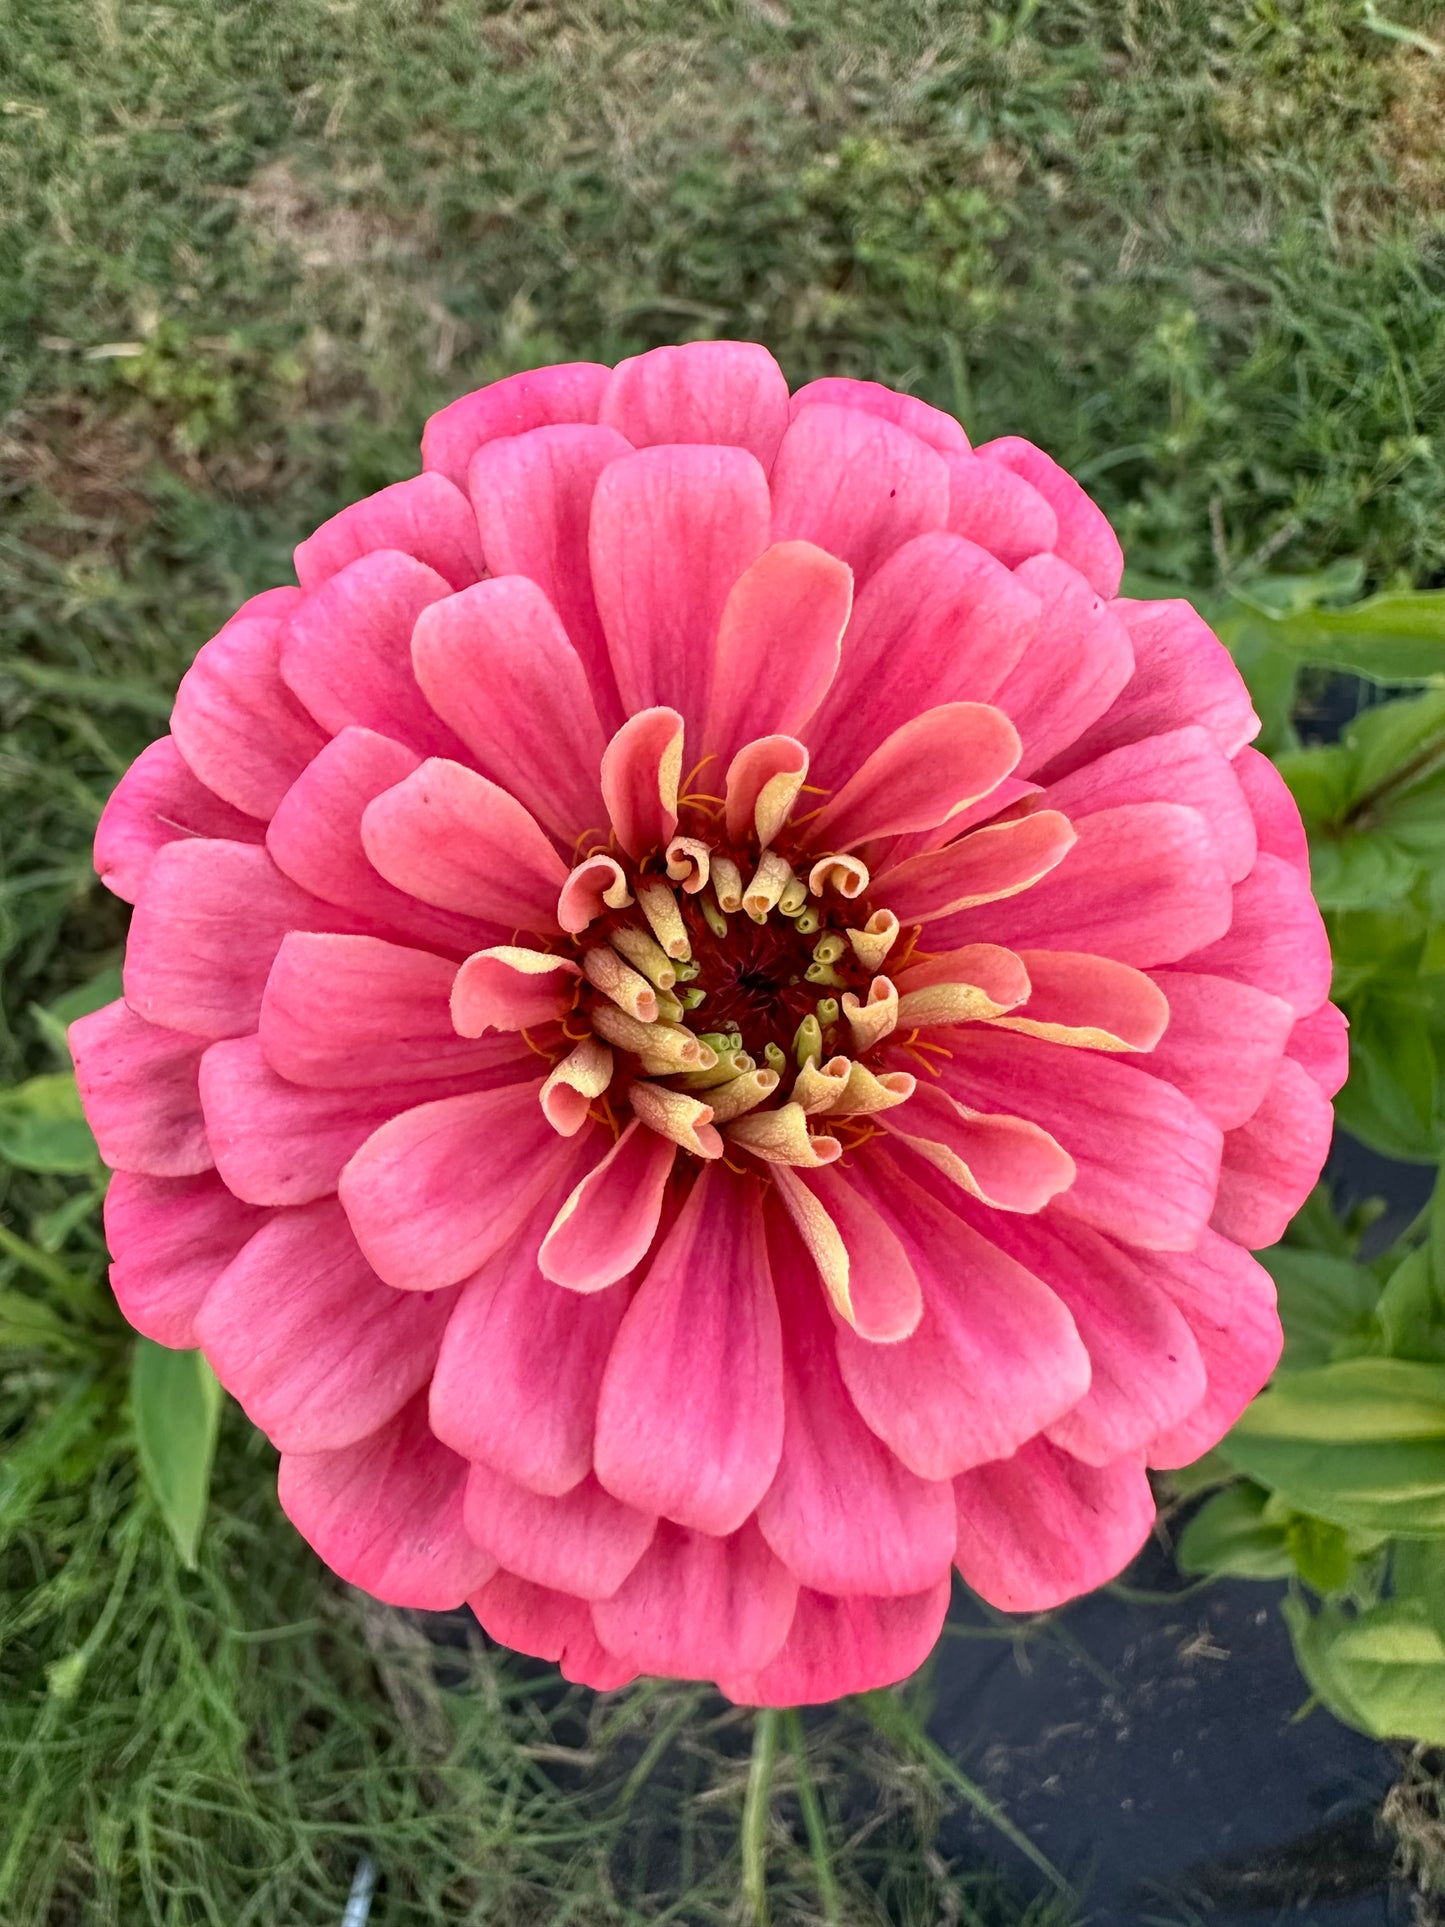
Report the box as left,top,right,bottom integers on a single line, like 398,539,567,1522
784,1710,840,1924
741,1706,780,1926
858,1690,1075,1902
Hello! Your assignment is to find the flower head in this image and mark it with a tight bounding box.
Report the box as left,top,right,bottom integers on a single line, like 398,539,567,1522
73,344,1342,1702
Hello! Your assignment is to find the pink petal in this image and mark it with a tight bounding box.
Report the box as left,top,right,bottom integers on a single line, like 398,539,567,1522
198,1034,483,1208
259,931,528,1087
806,534,1039,791
470,1572,638,1690
1186,854,1333,1018
590,443,771,730
265,726,486,954
339,1079,579,1291
1211,1055,1335,1249
171,607,327,820
1233,745,1310,872
997,950,1170,1052
974,438,1124,597
718,1579,950,1706
1042,726,1257,883
954,1440,1154,1611
361,757,568,930
463,1463,655,1599
1287,1001,1349,1099
933,802,1234,969
430,1179,627,1494
1049,598,1260,776
873,810,1076,925
944,450,1058,566
70,1000,210,1177
451,948,580,1034
939,1028,1223,1251
892,941,1032,1012
103,1171,266,1349
833,1153,1089,1480
194,1199,455,1452
591,1518,798,1680
593,1163,783,1536
1139,970,1295,1130
294,472,483,592
969,1207,1206,1466
789,376,969,454
278,1396,495,1609
808,703,1021,852
94,736,264,904
538,1119,677,1292
467,424,631,725
601,342,791,465
123,840,351,1039
410,575,609,845
989,554,1134,774
421,362,611,488
723,734,809,845
699,542,852,768
770,403,949,581
1140,1232,1282,1467
773,1164,924,1342
280,550,464,758
878,1080,1076,1216
755,1225,956,1596
599,707,682,861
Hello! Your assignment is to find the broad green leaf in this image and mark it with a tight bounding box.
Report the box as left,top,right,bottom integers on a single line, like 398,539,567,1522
1333,992,1442,1162
1392,1540,1445,1647
130,1341,223,1568
0,1073,98,1174
1294,1595,1445,1749
31,965,124,1062
1284,1598,1445,1745
1345,687,1445,800
1222,1432,1445,1535
1266,592,1445,683
1177,1482,1294,1580
1284,1515,1356,1594
1260,1246,1380,1369
1307,831,1420,911
1376,1247,1445,1362
1231,1358,1445,1442
1233,560,1367,618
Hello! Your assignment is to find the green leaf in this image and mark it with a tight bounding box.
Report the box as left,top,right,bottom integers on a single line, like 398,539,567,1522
1285,1597,1445,1745
1333,991,1442,1163
1260,1246,1380,1369
1231,1357,1445,1441
1265,591,1445,683
0,1073,98,1174
1177,1482,1295,1580
1376,1246,1445,1362
1306,831,1421,911
1285,1515,1357,1594
130,1341,223,1569
1392,1540,1445,1647
30,964,124,1062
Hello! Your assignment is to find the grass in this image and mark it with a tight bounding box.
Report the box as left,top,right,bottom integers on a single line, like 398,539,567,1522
3,0,1445,1918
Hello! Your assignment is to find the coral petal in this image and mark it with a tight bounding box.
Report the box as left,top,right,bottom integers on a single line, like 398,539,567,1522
539,1119,677,1291
591,1519,798,1679
70,1000,211,1177
294,472,483,592
195,1199,455,1452
103,1171,265,1350
95,736,264,903
278,1396,494,1609
975,437,1124,596
719,1579,951,1706
770,403,949,582
601,342,791,465
463,1464,655,1599
421,362,610,487
594,1165,783,1536
953,1440,1155,1611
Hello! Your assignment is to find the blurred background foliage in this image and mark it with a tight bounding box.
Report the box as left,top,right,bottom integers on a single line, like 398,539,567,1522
4,0,1445,1918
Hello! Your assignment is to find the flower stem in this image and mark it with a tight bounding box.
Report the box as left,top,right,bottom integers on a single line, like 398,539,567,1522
741,1706,781,1925
784,1709,841,1924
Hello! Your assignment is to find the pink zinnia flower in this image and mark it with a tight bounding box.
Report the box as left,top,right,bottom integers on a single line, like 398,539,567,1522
72,344,1343,1703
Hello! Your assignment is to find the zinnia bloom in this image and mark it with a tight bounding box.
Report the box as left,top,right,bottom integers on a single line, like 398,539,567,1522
72,343,1343,1703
